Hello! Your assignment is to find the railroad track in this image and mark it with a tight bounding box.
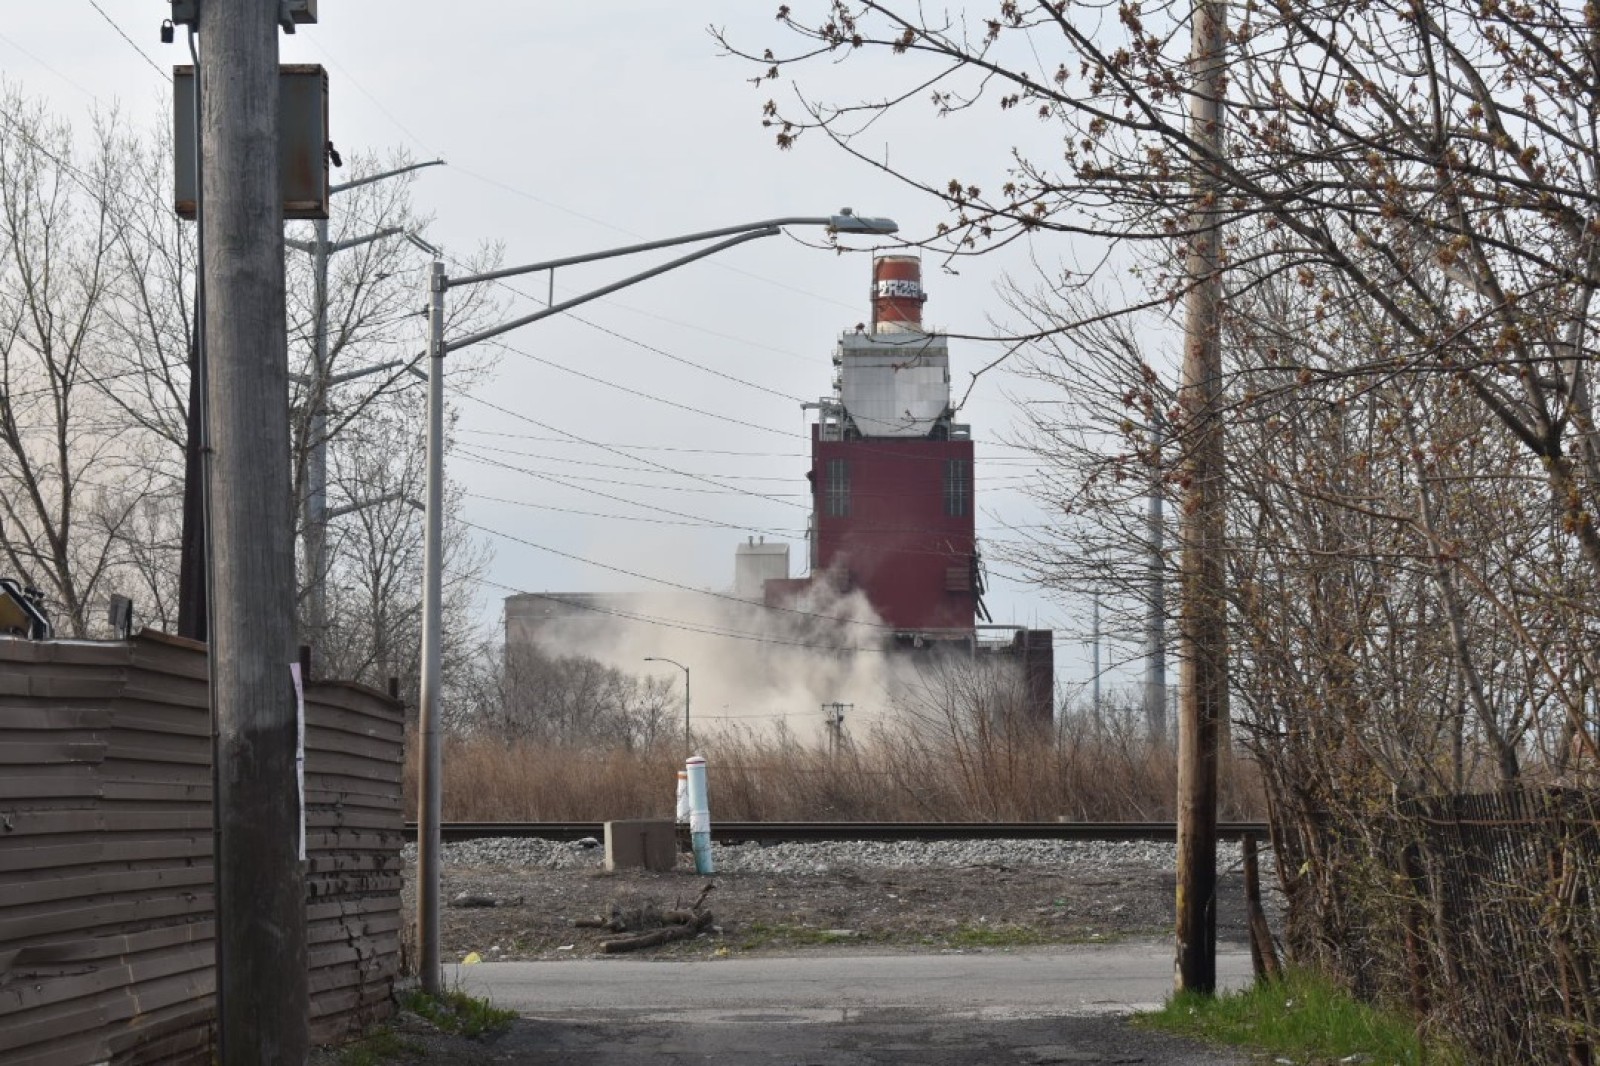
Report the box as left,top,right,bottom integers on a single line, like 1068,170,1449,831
416,820,1269,845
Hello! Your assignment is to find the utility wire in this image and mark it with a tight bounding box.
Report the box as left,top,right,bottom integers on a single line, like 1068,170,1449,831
459,442,802,482
457,449,806,527
461,437,1045,485
464,491,805,534
85,0,171,82
475,576,887,654
460,516,899,633
458,392,810,511
456,426,1043,463
482,336,798,437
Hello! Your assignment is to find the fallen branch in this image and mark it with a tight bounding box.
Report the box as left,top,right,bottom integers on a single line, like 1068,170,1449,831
600,910,714,954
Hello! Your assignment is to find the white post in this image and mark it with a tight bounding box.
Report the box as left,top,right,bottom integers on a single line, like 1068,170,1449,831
675,770,689,824
685,755,713,874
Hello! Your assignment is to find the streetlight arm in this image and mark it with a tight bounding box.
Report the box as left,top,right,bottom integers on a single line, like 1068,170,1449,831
326,491,406,520
645,658,692,754
446,212,895,289
329,226,404,254
285,226,406,256
443,227,780,354
330,158,446,195
327,358,411,387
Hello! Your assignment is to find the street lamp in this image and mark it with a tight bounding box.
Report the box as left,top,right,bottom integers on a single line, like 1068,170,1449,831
286,158,445,648
644,657,691,753
414,209,896,993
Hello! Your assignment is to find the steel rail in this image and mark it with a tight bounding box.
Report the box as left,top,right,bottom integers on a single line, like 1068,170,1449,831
416,821,1270,845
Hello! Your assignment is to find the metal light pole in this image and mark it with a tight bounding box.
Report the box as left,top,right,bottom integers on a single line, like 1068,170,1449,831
415,210,896,994
417,260,447,991
290,159,444,648
645,656,691,752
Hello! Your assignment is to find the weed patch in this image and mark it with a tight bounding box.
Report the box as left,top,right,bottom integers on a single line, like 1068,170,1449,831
399,988,516,1039
1139,968,1462,1065
332,1027,421,1066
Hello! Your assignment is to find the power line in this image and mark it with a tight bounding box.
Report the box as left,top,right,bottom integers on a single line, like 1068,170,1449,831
0,31,103,104
458,392,810,511
561,314,805,400
460,442,802,482
457,449,808,528
459,448,805,497
460,450,1040,553
461,516,899,633
464,491,805,533
461,436,1046,485
85,0,171,83
455,426,1044,463
482,336,799,437
480,577,886,654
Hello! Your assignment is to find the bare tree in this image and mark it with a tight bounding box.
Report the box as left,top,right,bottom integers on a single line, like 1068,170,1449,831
0,89,166,636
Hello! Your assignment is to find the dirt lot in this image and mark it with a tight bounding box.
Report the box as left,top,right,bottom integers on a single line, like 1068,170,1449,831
314,849,1272,1063
404,847,1270,964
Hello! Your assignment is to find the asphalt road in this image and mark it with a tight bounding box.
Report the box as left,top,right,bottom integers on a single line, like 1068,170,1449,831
442,942,1254,1064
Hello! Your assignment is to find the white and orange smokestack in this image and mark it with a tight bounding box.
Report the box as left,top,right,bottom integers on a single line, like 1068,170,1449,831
871,255,926,333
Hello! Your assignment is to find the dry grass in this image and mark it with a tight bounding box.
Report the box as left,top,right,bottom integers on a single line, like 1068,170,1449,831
405,714,1264,823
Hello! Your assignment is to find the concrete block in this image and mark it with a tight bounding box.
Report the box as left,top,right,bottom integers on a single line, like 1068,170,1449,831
604,820,677,872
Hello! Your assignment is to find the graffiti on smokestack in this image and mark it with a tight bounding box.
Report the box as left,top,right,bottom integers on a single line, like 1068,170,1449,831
870,255,927,332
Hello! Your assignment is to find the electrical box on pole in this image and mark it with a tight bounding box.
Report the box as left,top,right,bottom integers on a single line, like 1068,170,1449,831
173,65,329,220
169,0,317,29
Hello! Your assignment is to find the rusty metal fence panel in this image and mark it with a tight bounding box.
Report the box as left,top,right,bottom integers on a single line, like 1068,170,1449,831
0,632,405,1065
1394,789,1600,1065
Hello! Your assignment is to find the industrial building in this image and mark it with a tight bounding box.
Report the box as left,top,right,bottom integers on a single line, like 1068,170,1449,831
763,255,1055,721
503,255,1054,723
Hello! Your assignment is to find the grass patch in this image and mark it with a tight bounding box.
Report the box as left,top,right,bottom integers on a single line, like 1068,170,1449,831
333,1027,422,1066
399,988,516,1039
1139,968,1462,1065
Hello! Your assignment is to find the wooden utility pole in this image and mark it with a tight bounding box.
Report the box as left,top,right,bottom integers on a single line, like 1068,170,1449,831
199,2,308,1059
1175,0,1228,996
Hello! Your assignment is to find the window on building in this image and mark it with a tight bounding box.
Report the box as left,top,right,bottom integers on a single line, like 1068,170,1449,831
825,458,851,517
944,458,970,517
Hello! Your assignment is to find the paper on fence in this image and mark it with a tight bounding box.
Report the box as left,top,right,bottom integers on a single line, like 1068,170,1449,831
289,662,306,862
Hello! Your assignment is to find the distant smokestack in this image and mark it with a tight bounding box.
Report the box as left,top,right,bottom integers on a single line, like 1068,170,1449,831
871,255,925,333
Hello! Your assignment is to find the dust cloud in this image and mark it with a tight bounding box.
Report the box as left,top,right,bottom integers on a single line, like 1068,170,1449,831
514,577,925,744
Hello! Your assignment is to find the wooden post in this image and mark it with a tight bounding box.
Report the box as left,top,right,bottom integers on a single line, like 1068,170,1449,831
1175,0,1228,997
199,3,308,1061
1243,835,1280,982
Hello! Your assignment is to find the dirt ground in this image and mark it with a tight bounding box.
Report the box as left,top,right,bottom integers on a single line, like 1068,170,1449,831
405,848,1270,964
313,851,1273,1063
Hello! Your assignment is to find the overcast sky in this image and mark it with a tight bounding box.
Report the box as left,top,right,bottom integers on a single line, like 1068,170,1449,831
4,2,1149,701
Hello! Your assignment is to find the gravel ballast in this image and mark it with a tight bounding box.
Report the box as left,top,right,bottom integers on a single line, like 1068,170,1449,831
401,833,1282,963
403,835,1265,874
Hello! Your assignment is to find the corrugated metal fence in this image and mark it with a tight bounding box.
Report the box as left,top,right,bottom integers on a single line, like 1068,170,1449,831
0,632,405,1065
